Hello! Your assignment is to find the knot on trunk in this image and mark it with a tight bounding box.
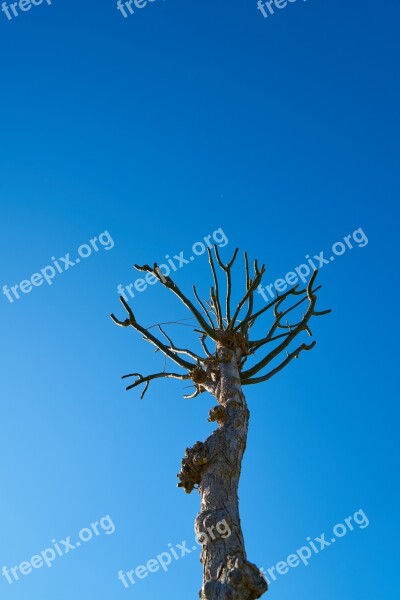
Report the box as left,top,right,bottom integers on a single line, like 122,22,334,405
226,555,268,598
195,508,230,544
192,366,208,384
216,330,249,353
203,357,222,382
200,555,267,600
208,404,227,425
177,441,208,494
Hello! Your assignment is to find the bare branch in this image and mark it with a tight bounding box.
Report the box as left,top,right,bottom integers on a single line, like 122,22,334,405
111,296,195,371
210,287,221,327
193,285,216,329
207,249,223,329
214,246,239,323
110,313,130,327
312,309,332,316
250,292,309,350
242,271,330,380
200,333,214,357
157,324,174,347
241,252,262,334
157,325,203,362
228,263,266,330
244,252,251,290
134,263,219,341
121,371,190,397
241,341,317,386
183,385,204,400
112,254,330,401
233,285,303,333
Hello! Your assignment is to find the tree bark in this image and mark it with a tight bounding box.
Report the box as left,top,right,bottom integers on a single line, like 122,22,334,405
178,340,268,600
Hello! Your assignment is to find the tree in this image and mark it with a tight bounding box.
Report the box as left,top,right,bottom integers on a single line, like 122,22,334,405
111,247,330,600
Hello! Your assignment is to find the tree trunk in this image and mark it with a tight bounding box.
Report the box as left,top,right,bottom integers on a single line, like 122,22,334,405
178,340,268,600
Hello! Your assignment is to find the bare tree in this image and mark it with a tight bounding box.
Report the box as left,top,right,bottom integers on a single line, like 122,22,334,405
111,248,330,600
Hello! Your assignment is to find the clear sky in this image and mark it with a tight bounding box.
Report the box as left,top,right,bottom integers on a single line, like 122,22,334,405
0,0,399,599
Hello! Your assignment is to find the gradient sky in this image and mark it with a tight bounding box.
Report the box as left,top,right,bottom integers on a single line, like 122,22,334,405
0,1,399,599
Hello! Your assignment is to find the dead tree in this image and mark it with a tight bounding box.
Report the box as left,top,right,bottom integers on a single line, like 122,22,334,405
111,248,330,600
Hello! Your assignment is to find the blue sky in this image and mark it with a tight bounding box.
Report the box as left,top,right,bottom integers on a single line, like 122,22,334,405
0,0,399,598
